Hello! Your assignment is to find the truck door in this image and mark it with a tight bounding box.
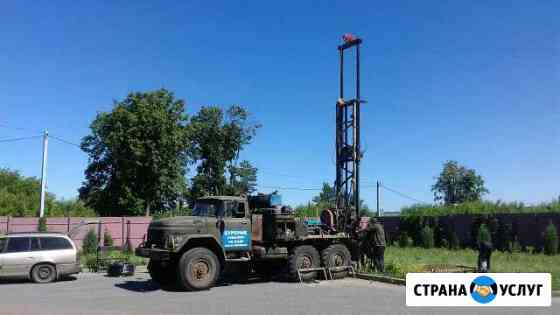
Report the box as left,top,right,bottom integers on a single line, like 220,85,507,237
222,200,251,252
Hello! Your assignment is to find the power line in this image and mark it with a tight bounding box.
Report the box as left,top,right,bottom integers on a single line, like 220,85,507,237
0,123,42,134
0,135,42,143
259,185,322,191
379,183,428,204
50,134,81,148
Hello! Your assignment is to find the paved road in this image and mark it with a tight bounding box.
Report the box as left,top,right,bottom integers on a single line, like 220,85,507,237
0,273,557,315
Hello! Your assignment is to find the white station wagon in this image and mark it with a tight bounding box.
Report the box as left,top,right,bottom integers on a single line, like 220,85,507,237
0,233,81,283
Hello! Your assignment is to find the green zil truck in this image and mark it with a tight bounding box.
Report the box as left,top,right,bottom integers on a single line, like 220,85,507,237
136,194,355,290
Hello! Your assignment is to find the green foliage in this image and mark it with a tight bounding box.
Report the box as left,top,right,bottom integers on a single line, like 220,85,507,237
37,217,48,232
79,89,190,216
312,183,336,209
401,199,560,216
419,225,435,249
188,105,260,200
544,222,559,255
477,224,492,245
449,231,460,249
103,229,114,247
226,160,258,195
431,160,488,205
294,203,321,218
398,232,413,247
0,168,96,217
82,229,98,255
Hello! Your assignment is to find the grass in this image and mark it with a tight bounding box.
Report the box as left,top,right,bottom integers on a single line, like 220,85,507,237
80,250,147,271
359,246,560,290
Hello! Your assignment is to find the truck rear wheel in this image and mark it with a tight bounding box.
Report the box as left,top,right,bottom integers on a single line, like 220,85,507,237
148,260,175,286
288,245,320,282
321,244,351,279
176,247,220,291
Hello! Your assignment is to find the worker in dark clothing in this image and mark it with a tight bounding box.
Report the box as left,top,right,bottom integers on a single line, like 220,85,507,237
478,240,493,272
367,217,386,273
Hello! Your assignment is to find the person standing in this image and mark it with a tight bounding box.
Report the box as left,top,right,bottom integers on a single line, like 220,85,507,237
368,217,386,273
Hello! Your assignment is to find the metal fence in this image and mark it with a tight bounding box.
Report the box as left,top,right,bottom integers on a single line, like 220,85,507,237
0,216,152,250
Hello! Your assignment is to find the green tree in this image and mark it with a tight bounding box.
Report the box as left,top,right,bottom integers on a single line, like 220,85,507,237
188,105,260,200
544,222,558,255
79,89,190,216
103,229,114,247
419,225,434,248
477,224,492,245
312,183,336,209
431,160,488,205
227,160,258,195
0,168,96,217
82,229,98,254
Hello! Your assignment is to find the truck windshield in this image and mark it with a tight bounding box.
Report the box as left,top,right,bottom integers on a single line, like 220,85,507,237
0,238,6,253
192,200,225,217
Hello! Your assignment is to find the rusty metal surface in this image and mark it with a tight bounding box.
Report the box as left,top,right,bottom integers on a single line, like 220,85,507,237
251,214,262,242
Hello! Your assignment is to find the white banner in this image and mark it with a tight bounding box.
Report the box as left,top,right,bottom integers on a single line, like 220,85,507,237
406,273,551,307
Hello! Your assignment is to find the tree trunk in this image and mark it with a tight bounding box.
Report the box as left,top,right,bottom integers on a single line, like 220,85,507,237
145,202,151,217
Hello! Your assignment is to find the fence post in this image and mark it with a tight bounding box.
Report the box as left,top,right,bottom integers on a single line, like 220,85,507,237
121,217,125,248
67,216,71,233
6,216,10,233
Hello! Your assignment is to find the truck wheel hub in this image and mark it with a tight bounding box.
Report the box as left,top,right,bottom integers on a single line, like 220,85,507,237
191,260,210,280
300,255,312,269
333,254,344,266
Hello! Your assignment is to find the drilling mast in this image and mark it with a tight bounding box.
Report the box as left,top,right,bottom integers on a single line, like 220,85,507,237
335,34,363,232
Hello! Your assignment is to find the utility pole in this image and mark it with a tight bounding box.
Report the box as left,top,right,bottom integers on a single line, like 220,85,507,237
39,129,48,218
376,181,380,217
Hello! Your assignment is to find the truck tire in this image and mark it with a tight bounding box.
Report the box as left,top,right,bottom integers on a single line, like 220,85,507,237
321,244,351,279
148,261,175,286
287,245,320,282
176,247,220,291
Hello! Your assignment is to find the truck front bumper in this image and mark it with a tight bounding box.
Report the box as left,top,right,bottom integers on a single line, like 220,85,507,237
135,247,172,261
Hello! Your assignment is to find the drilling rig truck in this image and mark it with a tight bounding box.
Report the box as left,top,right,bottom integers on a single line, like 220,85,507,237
135,34,365,291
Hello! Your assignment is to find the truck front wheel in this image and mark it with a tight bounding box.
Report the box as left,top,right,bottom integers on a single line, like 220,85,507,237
176,247,221,291
287,245,320,282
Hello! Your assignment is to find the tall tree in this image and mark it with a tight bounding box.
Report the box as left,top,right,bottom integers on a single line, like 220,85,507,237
431,160,488,205
79,89,190,216
227,160,258,195
312,183,336,208
188,105,259,199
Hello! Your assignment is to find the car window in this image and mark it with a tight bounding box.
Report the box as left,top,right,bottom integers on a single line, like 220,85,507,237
6,237,30,253
225,201,245,218
0,238,6,253
30,237,40,251
40,237,73,250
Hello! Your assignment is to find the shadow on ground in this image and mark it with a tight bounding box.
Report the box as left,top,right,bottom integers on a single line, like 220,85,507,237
0,275,78,285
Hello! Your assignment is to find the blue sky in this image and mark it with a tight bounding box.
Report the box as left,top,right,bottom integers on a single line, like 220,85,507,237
1,1,558,211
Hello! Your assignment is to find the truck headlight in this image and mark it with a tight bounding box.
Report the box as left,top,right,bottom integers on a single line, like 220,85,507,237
165,234,186,249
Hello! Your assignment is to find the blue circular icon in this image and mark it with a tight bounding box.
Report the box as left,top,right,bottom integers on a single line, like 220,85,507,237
470,276,497,304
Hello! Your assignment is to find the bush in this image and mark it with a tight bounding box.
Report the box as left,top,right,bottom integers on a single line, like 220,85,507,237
544,222,559,255
477,224,492,246
419,226,434,249
398,232,409,247
449,231,460,250
82,229,98,255
103,229,114,247
37,217,47,232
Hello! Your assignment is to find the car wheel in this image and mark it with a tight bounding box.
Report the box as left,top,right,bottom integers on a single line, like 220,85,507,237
176,247,220,291
31,263,57,283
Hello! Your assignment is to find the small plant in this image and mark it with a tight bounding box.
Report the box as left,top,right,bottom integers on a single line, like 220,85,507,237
477,224,492,246
449,231,460,250
419,225,434,249
103,229,114,247
544,222,559,255
398,232,410,247
82,229,98,255
37,216,48,232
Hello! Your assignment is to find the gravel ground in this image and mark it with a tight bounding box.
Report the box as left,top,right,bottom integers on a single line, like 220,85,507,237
0,272,557,315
